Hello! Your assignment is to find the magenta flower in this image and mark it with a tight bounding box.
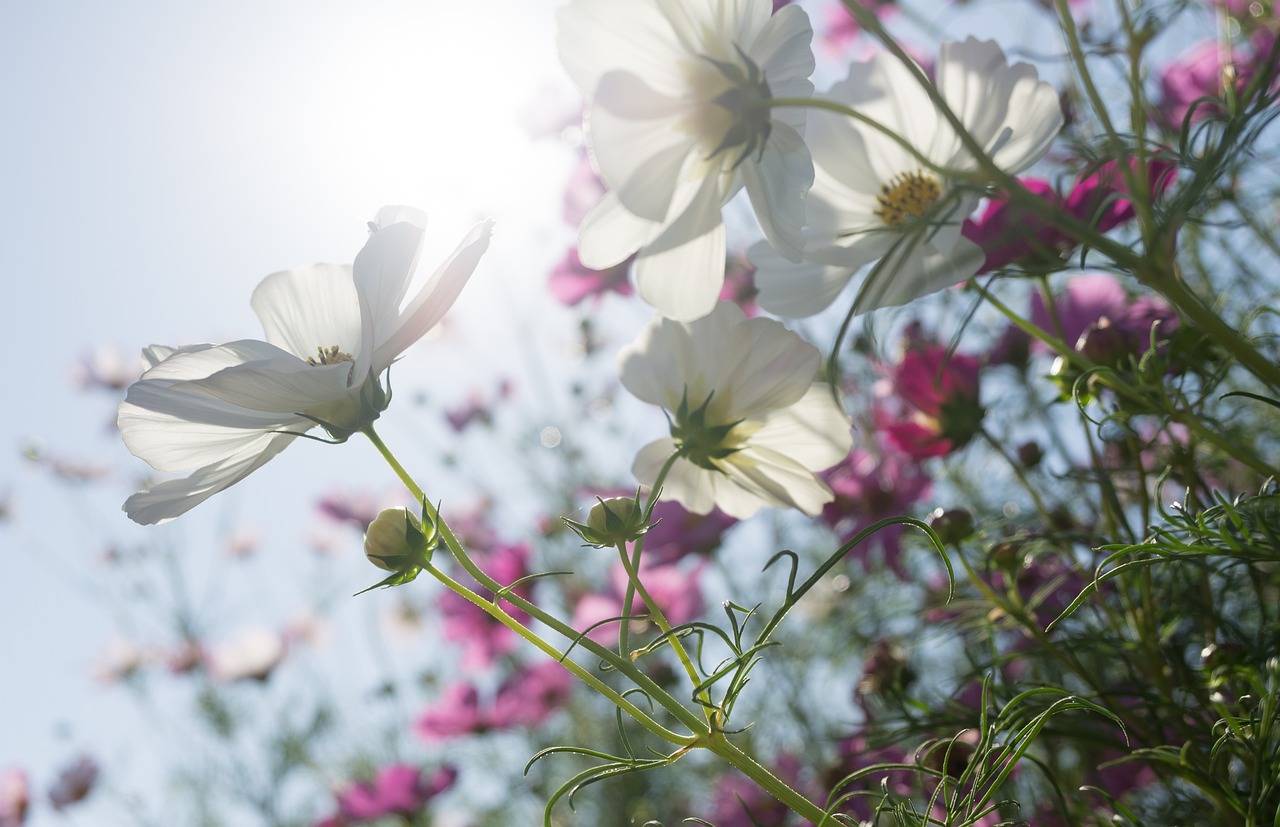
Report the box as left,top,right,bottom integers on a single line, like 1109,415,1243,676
414,683,484,741
317,764,455,826
415,663,573,741
0,768,28,827
438,543,532,668
548,248,634,306
1029,272,1178,357
820,446,932,578
642,500,736,565
489,662,574,728
878,343,984,460
1158,40,1239,127
572,561,705,645
964,160,1176,275
47,755,98,811
316,489,385,532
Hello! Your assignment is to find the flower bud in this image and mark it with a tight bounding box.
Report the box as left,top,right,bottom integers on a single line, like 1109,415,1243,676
929,507,974,545
1076,317,1131,365
364,507,435,572
563,493,653,548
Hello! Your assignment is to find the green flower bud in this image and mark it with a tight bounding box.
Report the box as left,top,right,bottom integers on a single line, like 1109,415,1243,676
563,492,653,548
364,507,434,572
929,507,975,545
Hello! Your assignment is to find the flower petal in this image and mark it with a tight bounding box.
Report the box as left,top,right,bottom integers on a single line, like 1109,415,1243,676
750,240,857,318
750,384,853,470
123,433,297,525
590,71,696,221
741,119,813,262
633,439,719,516
718,446,836,516
557,0,685,96
633,175,727,321
251,263,361,362
371,219,494,370
578,192,651,270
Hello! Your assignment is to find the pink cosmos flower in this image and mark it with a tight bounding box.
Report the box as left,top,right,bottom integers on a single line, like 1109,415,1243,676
414,663,573,741
548,248,634,306
438,543,532,668
877,342,984,460
708,754,805,827
821,446,932,579
316,489,385,532
445,380,514,431
0,768,28,827
47,755,98,811
316,764,455,827
1028,272,1178,358
642,500,736,565
1158,40,1240,128
488,661,574,729
963,159,1177,274
572,561,705,646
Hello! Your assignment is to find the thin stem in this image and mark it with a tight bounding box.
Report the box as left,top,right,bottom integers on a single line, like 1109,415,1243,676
360,425,707,736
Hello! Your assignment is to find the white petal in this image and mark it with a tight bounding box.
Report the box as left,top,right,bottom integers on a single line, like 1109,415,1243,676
751,4,815,94
251,263,360,362
719,447,835,516
706,311,819,420
742,119,813,262
751,384,853,470
590,72,696,221
118,340,318,472
353,218,427,382
578,192,650,270
750,239,857,318
557,0,685,96
853,232,986,311
633,176,727,321
632,439,718,516
372,219,493,370
124,433,297,525
617,314,697,409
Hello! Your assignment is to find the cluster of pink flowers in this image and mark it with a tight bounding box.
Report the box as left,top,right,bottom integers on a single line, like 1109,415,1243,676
315,764,455,827
414,661,573,741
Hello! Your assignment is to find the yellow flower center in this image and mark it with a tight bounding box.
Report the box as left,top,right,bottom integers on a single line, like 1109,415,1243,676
306,345,354,367
875,170,942,227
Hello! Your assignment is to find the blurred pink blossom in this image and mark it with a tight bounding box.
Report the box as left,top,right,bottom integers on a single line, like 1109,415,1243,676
642,500,736,565
415,662,573,741
548,248,634,306
206,628,286,682
317,764,456,827
445,380,514,431
0,768,28,827
572,561,705,646
438,543,532,668
820,446,933,578
316,489,384,532
71,345,140,393
47,755,98,811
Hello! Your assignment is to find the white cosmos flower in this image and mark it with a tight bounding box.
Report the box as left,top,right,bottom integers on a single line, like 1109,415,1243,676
119,207,493,525
558,0,815,321
618,301,852,519
753,37,1063,318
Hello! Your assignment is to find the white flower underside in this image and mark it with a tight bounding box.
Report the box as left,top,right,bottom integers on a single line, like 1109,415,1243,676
753,37,1063,318
119,209,493,525
618,302,852,519
559,0,815,321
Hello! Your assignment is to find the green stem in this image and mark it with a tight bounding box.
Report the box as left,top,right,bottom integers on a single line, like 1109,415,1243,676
360,425,706,737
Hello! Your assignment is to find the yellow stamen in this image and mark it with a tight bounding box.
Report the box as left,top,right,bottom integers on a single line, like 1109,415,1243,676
306,345,354,367
875,170,942,227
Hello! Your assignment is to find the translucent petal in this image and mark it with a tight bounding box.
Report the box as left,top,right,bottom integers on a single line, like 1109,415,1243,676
590,71,695,221
557,0,684,96
750,240,857,318
750,385,853,470
123,433,297,525
251,263,360,362
632,439,718,516
372,220,494,370
633,176,727,322
719,447,836,516
578,192,651,270
741,119,813,261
